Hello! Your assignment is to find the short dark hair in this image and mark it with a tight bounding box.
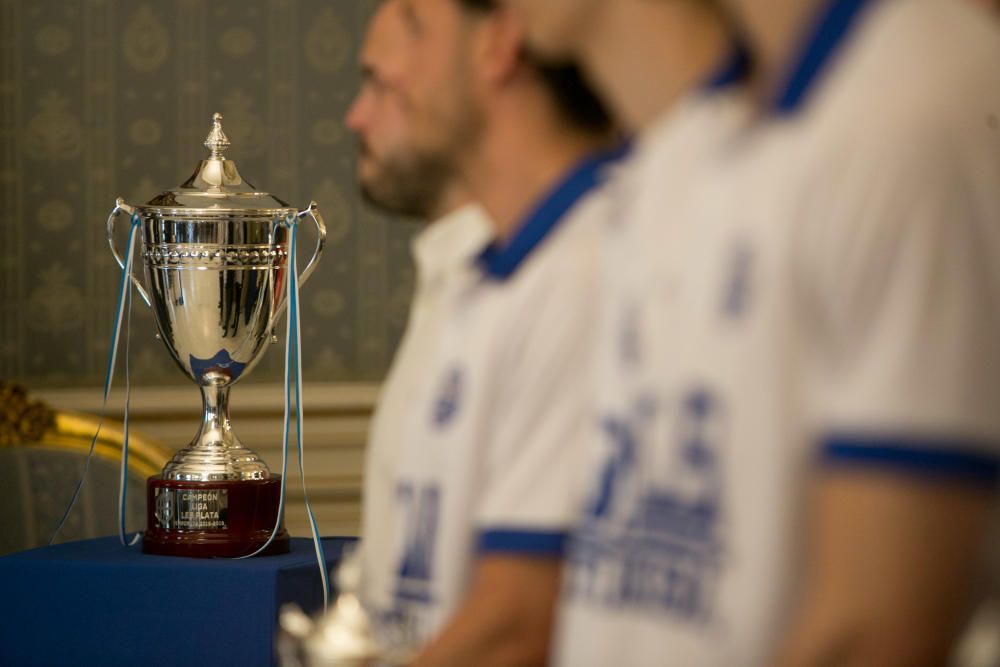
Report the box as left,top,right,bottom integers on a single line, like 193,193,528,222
454,0,612,135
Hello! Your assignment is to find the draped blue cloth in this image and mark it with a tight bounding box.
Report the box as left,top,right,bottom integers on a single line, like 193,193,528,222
0,536,355,667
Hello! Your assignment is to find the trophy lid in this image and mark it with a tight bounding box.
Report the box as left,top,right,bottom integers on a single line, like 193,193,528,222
142,113,292,213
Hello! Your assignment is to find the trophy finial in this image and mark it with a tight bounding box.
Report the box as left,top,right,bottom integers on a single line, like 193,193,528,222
204,112,230,160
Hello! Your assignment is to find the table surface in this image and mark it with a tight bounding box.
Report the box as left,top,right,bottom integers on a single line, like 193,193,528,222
0,535,356,667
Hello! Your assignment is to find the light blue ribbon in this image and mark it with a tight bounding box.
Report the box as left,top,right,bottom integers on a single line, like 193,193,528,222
237,212,330,610
50,213,142,547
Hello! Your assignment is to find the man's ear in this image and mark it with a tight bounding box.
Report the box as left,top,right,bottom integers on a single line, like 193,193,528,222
474,8,526,86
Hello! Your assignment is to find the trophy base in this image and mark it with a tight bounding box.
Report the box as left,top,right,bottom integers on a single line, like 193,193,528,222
143,475,291,558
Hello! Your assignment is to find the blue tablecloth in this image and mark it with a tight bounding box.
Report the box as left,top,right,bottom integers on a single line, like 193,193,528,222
0,535,356,667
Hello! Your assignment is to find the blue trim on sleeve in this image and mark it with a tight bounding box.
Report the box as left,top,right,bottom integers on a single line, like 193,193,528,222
477,529,568,556
773,0,875,114
476,142,630,281
820,436,1000,486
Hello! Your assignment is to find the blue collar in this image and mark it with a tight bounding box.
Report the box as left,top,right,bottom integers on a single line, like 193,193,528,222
704,42,753,91
773,0,875,113
477,142,630,281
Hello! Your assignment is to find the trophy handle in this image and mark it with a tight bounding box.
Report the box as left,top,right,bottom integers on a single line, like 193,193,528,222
272,201,326,325
295,200,327,287
107,197,152,307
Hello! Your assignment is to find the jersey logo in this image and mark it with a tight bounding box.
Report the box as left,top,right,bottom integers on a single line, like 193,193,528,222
566,387,726,625
432,367,463,428
722,241,754,319
393,482,441,605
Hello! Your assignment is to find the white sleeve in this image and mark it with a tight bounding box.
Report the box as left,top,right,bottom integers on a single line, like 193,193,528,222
802,113,1000,484
474,231,599,556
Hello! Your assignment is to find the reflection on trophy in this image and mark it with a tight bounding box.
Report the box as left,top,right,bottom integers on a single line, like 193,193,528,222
106,113,326,557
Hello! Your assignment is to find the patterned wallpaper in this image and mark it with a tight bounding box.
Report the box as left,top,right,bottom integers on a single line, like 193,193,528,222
0,0,420,388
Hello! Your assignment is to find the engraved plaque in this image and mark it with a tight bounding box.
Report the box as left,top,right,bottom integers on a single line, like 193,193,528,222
154,488,229,530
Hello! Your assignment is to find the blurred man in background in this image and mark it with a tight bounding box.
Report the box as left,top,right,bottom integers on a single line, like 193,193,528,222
500,0,733,133
344,0,491,632
353,0,622,665
504,0,1000,665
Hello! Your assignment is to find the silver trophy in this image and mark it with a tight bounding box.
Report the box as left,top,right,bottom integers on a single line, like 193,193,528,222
277,550,415,667
106,113,326,557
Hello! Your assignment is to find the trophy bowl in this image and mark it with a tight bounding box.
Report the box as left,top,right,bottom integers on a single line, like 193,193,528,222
107,113,326,558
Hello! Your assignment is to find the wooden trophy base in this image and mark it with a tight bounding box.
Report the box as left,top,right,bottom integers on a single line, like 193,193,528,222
143,475,291,558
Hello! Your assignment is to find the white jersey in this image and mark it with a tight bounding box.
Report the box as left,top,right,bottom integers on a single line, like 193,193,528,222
360,204,491,614
361,147,627,646
555,1,1000,665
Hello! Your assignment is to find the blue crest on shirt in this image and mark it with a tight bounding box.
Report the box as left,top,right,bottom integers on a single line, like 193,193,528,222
568,388,727,624
432,367,463,428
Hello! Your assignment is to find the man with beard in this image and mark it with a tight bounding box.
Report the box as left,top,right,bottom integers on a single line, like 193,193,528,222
355,1,620,665
502,0,1000,665
344,0,491,625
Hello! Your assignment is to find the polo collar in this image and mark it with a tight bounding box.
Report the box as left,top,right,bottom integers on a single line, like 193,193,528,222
412,204,491,288
772,0,877,114
477,142,630,281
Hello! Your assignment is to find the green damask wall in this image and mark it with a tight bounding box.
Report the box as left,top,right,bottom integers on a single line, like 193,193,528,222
0,0,419,387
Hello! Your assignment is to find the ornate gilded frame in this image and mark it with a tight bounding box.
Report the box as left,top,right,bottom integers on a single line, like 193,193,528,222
15,411,172,480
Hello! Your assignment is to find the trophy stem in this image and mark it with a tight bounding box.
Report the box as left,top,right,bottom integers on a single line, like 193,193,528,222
161,383,270,481
199,383,235,449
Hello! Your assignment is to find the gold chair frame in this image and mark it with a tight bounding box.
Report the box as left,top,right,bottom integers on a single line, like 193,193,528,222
13,411,171,480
